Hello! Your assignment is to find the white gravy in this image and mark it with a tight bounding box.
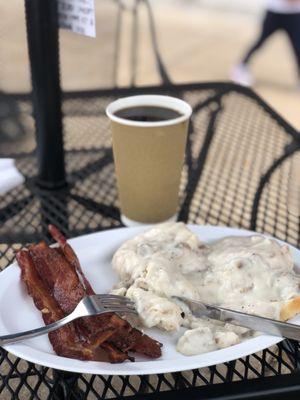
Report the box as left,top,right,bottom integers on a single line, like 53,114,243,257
111,223,300,356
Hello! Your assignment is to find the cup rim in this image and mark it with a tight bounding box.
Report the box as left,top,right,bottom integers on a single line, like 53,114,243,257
106,95,192,127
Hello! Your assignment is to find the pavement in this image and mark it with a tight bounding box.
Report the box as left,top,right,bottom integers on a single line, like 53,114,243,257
1,0,300,129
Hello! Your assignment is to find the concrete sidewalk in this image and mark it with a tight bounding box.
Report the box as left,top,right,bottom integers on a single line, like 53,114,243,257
1,0,300,129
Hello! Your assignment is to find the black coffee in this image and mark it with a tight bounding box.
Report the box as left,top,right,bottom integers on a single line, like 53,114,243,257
114,106,182,122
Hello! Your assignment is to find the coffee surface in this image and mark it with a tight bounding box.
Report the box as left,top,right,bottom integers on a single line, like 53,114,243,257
114,106,182,122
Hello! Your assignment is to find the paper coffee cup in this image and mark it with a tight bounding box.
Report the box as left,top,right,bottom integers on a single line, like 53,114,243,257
106,95,192,226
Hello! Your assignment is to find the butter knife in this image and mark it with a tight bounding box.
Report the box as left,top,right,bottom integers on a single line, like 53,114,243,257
177,297,300,341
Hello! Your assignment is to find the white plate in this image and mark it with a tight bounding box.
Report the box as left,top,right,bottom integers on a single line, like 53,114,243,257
0,225,299,376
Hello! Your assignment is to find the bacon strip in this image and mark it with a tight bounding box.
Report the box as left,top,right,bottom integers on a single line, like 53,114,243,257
28,242,85,314
48,225,94,295
28,244,125,346
17,250,93,360
16,225,162,363
48,225,162,358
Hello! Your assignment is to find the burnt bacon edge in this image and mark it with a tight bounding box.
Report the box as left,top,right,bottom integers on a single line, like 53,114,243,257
16,225,162,363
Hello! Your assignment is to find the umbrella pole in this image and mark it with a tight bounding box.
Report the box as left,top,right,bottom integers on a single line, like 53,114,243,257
24,0,66,189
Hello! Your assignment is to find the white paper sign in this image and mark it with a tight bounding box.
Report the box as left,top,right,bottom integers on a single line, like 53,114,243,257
58,0,96,37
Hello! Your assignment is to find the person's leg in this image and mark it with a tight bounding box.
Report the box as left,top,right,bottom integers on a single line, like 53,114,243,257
231,11,280,86
242,11,280,65
284,14,300,82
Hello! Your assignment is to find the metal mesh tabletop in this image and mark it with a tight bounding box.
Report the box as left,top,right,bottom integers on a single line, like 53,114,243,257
1,82,300,399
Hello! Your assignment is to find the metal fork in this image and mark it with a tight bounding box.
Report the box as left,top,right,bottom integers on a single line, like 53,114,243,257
0,294,137,346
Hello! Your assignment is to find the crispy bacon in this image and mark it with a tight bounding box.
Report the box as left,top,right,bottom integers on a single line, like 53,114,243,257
16,225,162,363
101,342,134,363
28,242,85,314
48,225,162,357
48,225,94,295
17,250,93,360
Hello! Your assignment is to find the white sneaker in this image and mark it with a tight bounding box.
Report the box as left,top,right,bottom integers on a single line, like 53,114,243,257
230,64,254,87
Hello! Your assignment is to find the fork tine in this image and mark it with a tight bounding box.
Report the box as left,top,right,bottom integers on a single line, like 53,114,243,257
96,294,129,300
105,307,138,315
89,295,137,314
101,302,136,310
94,295,134,306
95,294,130,300
101,303,137,312
98,297,134,306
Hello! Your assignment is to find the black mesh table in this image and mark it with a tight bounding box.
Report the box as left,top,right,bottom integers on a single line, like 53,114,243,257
1,81,300,399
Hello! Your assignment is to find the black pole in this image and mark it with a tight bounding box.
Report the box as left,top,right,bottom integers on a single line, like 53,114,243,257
25,0,66,189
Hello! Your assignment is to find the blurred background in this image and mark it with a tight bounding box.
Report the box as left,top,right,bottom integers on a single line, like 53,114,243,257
1,0,299,128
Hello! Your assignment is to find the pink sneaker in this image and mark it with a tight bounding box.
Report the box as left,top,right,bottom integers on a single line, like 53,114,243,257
230,64,254,87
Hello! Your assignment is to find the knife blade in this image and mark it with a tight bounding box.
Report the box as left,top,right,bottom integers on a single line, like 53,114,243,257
176,297,300,341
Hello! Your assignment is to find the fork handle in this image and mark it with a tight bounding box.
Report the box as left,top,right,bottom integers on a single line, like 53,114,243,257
0,313,76,346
